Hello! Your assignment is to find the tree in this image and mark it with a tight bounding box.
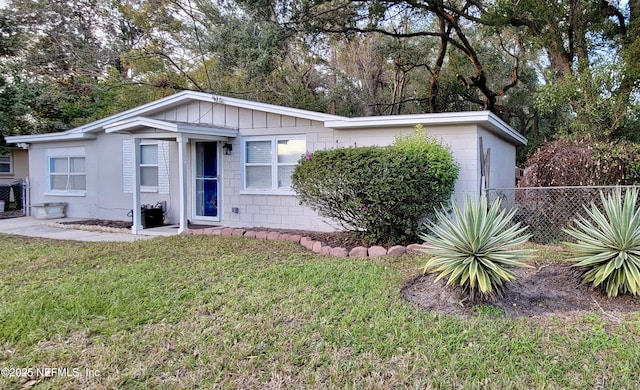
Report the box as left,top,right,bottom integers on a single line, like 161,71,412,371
484,0,640,139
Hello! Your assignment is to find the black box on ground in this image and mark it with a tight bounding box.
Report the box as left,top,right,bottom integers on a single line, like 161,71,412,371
141,208,164,228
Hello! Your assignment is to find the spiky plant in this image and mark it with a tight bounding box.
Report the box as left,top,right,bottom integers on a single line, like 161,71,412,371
563,188,640,297
420,195,535,302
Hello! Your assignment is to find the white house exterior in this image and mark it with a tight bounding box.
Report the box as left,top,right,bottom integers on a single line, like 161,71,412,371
6,91,527,234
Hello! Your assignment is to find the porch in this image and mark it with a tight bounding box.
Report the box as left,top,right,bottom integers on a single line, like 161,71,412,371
104,117,238,234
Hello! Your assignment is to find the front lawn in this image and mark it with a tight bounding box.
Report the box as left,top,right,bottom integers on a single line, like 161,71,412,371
1,234,639,388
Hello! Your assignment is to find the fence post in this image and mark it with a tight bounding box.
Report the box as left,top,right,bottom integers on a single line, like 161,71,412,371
23,177,30,216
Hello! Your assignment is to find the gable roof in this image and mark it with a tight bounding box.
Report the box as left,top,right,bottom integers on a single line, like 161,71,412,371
6,90,342,144
6,90,526,146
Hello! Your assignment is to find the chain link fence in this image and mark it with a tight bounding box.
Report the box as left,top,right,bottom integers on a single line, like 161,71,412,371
0,179,26,218
486,186,638,244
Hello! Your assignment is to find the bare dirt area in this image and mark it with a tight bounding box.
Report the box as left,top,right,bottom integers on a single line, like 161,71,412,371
402,261,640,320
257,228,372,249
58,219,133,229
0,210,24,219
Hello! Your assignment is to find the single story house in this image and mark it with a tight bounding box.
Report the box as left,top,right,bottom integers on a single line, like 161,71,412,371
6,90,526,234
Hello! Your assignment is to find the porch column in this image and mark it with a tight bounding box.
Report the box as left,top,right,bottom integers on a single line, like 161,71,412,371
131,137,143,234
177,135,188,234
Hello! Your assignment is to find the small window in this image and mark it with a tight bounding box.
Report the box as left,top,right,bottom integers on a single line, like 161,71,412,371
243,137,305,191
140,144,159,188
0,152,11,174
49,157,86,191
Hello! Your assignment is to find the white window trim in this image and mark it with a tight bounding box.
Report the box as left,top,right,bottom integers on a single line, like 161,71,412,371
0,151,12,174
240,135,304,195
45,155,86,197
139,142,159,193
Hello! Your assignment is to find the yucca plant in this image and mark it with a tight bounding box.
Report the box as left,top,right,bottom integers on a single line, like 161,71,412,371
563,187,640,297
420,195,535,302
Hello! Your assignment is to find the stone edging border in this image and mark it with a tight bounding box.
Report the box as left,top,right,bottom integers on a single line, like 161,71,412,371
189,227,424,258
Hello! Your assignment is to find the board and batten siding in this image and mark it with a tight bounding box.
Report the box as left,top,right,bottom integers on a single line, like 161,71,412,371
151,101,316,130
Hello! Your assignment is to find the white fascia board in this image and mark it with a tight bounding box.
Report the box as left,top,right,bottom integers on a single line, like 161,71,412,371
105,117,239,138
105,117,180,133
212,93,344,123
325,110,527,146
486,112,528,146
175,124,238,138
6,90,342,144
325,111,492,129
92,90,343,133
5,131,97,144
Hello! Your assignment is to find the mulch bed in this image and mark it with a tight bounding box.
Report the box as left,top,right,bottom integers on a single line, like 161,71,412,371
403,261,640,320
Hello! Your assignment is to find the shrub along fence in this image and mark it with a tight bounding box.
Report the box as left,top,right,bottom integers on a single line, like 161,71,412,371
486,186,638,244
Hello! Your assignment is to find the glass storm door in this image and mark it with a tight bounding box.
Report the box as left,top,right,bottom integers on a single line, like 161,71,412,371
194,142,219,220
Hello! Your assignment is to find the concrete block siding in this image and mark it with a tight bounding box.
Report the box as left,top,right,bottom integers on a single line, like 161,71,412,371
221,123,338,231
221,123,484,231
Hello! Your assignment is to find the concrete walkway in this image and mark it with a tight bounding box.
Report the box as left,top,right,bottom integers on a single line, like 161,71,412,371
0,217,176,242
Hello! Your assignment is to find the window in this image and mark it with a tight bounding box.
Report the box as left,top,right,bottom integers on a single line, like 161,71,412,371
244,137,305,191
140,144,159,188
0,152,11,174
49,157,86,192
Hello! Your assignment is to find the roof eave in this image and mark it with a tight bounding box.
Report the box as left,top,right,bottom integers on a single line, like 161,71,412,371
10,90,343,143
104,117,239,138
325,111,527,146
5,131,97,144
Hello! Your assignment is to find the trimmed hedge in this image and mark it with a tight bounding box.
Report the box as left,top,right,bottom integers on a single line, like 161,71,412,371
291,129,459,246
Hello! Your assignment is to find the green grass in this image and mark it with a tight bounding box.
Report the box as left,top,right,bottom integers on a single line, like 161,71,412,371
1,234,640,388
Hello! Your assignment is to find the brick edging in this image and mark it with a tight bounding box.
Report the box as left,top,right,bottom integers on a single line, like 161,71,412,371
189,227,424,258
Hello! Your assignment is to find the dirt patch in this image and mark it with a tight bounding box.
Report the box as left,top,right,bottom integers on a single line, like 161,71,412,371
254,229,371,250
402,261,640,319
0,210,24,219
59,219,133,229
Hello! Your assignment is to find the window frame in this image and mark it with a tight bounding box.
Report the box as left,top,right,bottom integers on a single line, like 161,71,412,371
139,142,159,192
0,151,12,174
241,135,306,195
46,156,86,196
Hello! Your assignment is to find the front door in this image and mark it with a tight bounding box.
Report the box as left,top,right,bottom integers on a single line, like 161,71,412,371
194,142,220,221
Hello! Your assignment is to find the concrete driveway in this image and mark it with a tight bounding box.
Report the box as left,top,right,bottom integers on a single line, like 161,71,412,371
0,217,164,242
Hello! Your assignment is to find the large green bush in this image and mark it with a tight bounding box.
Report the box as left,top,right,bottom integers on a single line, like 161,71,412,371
291,127,459,245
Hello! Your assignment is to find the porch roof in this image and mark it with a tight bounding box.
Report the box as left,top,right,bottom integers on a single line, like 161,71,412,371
104,117,238,140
